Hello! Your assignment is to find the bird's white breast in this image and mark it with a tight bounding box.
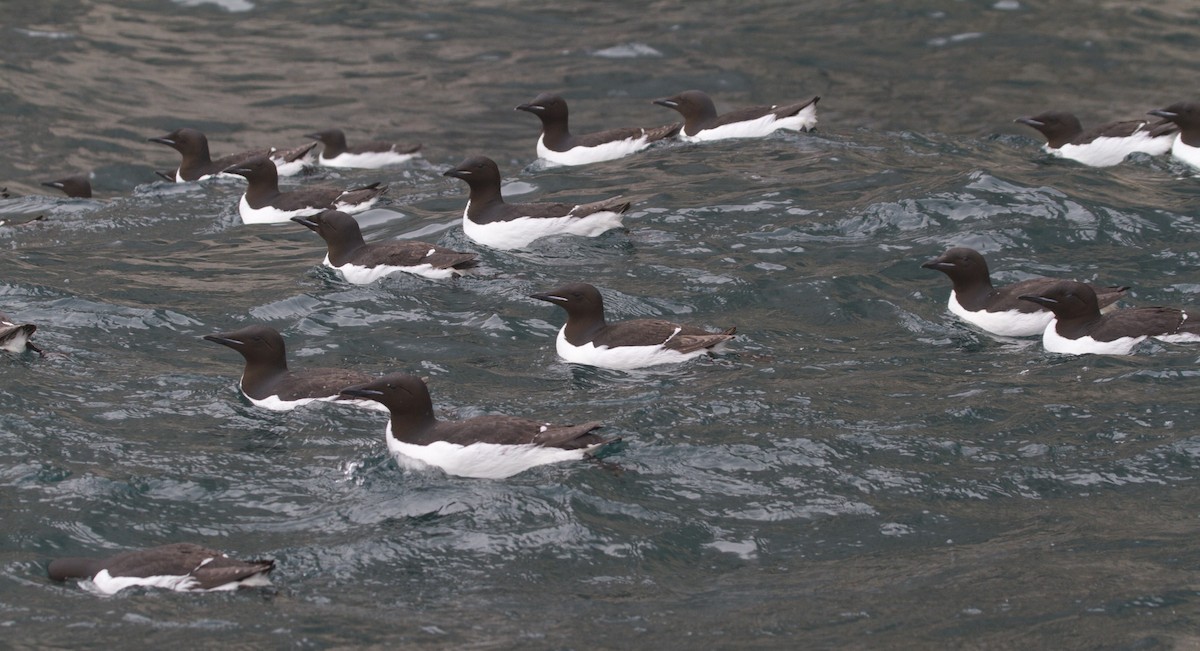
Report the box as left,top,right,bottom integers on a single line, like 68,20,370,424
461,202,624,250
1171,137,1200,170
553,326,706,369
0,329,31,353
320,150,418,169
681,104,817,142
88,569,200,595
385,422,589,479
242,385,389,413
1041,321,1143,355
324,254,454,283
536,133,651,166
238,195,322,224
1052,131,1174,167
947,291,1052,337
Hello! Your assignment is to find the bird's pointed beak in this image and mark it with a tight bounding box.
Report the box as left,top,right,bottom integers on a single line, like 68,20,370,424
530,292,567,303
147,136,175,146
1148,109,1177,119
291,216,318,229
443,168,469,178
921,258,953,270
515,103,544,113
1014,117,1044,127
653,98,678,108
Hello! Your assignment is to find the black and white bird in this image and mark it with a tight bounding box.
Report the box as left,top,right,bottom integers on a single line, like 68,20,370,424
443,155,628,250
1014,111,1176,167
0,311,42,355
292,210,477,282
515,92,680,166
306,128,422,168
339,373,617,479
922,247,1127,337
41,174,92,198
1020,280,1200,355
148,127,316,181
531,282,736,369
222,155,386,224
204,324,385,411
48,543,274,595
1148,102,1200,170
652,90,818,142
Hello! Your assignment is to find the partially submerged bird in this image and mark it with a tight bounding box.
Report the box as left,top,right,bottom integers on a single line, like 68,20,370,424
41,174,92,198
203,324,385,411
652,90,818,142
222,155,386,224
531,282,736,369
515,92,679,166
339,372,617,479
922,247,1127,337
306,128,422,168
292,210,478,282
443,155,628,250
1020,281,1200,355
1148,102,1200,170
1014,111,1176,167
148,127,315,181
48,542,274,595
0,311,43,355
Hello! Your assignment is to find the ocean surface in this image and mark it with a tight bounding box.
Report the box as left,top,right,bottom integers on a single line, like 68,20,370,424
4,1,1200,648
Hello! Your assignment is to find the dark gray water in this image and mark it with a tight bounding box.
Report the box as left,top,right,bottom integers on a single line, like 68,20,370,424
4,0,1200,648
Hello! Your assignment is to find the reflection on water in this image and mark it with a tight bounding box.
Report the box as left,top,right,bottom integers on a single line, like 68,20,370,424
4,0,1200,648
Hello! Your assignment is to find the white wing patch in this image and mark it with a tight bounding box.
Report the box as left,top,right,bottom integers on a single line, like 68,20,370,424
269,155,310,178
332,194,381,215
